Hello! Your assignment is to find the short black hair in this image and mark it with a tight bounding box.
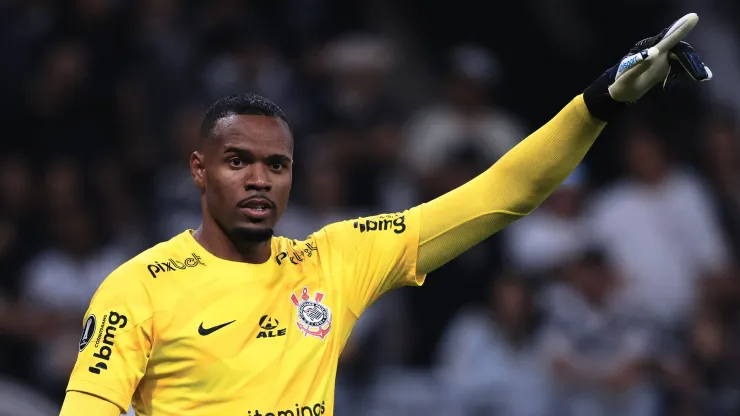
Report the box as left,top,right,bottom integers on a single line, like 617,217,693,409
199,93,291,140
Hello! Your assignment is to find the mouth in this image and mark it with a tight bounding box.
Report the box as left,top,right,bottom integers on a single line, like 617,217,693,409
237,197,275,221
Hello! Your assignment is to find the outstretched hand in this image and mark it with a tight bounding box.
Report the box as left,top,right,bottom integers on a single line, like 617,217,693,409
609,13,712,102
583,13,712,121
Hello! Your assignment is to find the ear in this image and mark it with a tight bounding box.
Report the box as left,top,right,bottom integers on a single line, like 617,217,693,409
191,151,206,192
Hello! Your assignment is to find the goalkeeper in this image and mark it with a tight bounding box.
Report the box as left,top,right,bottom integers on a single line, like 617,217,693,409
60,13,711,416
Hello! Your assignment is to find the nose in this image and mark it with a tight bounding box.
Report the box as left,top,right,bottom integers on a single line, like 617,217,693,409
244,163,272,192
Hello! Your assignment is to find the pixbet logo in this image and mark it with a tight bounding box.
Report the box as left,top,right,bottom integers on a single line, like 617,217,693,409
88,311,128,374
275,242,318,266
147,253,205,278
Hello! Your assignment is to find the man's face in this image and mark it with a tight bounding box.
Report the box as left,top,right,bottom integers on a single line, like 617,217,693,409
193,114,293,241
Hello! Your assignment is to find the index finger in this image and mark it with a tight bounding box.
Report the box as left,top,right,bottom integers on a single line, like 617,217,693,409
656,13,699,51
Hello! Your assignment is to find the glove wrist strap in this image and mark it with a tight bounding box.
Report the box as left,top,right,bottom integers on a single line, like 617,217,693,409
583,78,630,122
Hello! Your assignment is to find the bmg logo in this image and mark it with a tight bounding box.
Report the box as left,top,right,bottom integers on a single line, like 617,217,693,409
353,214,406,234
88,311,128,374
147,253,205,278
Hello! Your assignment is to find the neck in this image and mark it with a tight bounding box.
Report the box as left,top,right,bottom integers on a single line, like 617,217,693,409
193,219,272,264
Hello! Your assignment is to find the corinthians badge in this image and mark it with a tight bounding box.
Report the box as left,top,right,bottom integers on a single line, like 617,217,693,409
290,286,332,340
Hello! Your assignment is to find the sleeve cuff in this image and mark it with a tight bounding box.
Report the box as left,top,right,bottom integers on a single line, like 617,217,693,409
67,379,129,412
573,94,608,127
582,66,630,122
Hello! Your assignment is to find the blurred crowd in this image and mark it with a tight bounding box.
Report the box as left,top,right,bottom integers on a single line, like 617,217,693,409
2,1,740,415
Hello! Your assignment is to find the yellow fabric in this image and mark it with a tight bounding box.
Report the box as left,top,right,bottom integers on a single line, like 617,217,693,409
64,94,604,416
59,391,122,416
415,94,605,274
65,212,423,416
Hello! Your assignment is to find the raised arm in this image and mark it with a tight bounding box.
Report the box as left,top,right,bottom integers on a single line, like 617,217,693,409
415,95,601,274
305,14,711,317
414,13,711,274
60,269,154,416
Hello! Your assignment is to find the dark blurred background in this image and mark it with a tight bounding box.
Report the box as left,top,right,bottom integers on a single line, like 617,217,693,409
1,0,740,415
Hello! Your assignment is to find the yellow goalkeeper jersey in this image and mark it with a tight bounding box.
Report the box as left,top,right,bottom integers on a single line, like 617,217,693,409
67,212,424,416
64,94,606,416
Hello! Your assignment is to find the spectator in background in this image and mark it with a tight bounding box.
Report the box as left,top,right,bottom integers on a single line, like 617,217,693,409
436,273,550,416
365,121,418,213
321,33,398,130
505,165,591,280
0,154,36,289
322,117,416,214
133,0,194,99
320,34,408,211
0,154,34,224
0,1,737,413
0,377,60,416
335,290,412,416
404,43,526,189
89,154,149,257
0,154,38,385
111,73,163,196
542,249,657,416
19,38,103,158
661,309,740,416
201,40,301,125
19,159,129,399
585,123,731,332
154,103,206,240
405,147,506,368
277,153,367,240
703,112,740,260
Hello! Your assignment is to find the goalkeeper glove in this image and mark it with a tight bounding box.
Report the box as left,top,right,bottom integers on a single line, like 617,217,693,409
584,13,712,122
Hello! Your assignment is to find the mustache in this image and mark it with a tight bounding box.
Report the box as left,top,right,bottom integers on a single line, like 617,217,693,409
236,195,276,209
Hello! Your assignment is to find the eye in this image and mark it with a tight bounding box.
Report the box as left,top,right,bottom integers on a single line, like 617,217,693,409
228,158,245,168
269,162,285,171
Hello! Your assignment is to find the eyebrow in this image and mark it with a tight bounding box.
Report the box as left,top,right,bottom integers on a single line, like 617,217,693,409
223,147,293,163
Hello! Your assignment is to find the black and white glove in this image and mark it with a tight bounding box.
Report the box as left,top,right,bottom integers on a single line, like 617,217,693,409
584,13,712,122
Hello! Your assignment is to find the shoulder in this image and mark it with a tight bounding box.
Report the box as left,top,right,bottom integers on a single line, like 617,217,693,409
274,210,419,272
271,235,320,267
306,211,413,256
92,232,197,301
315,212,411,239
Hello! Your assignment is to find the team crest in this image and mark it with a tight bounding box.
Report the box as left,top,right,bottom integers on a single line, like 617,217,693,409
290,286,332,340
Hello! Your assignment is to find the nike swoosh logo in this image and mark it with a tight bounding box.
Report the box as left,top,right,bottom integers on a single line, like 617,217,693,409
198,320,236,336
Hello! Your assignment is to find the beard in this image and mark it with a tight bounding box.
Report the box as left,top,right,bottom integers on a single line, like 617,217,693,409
228,226,274,244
